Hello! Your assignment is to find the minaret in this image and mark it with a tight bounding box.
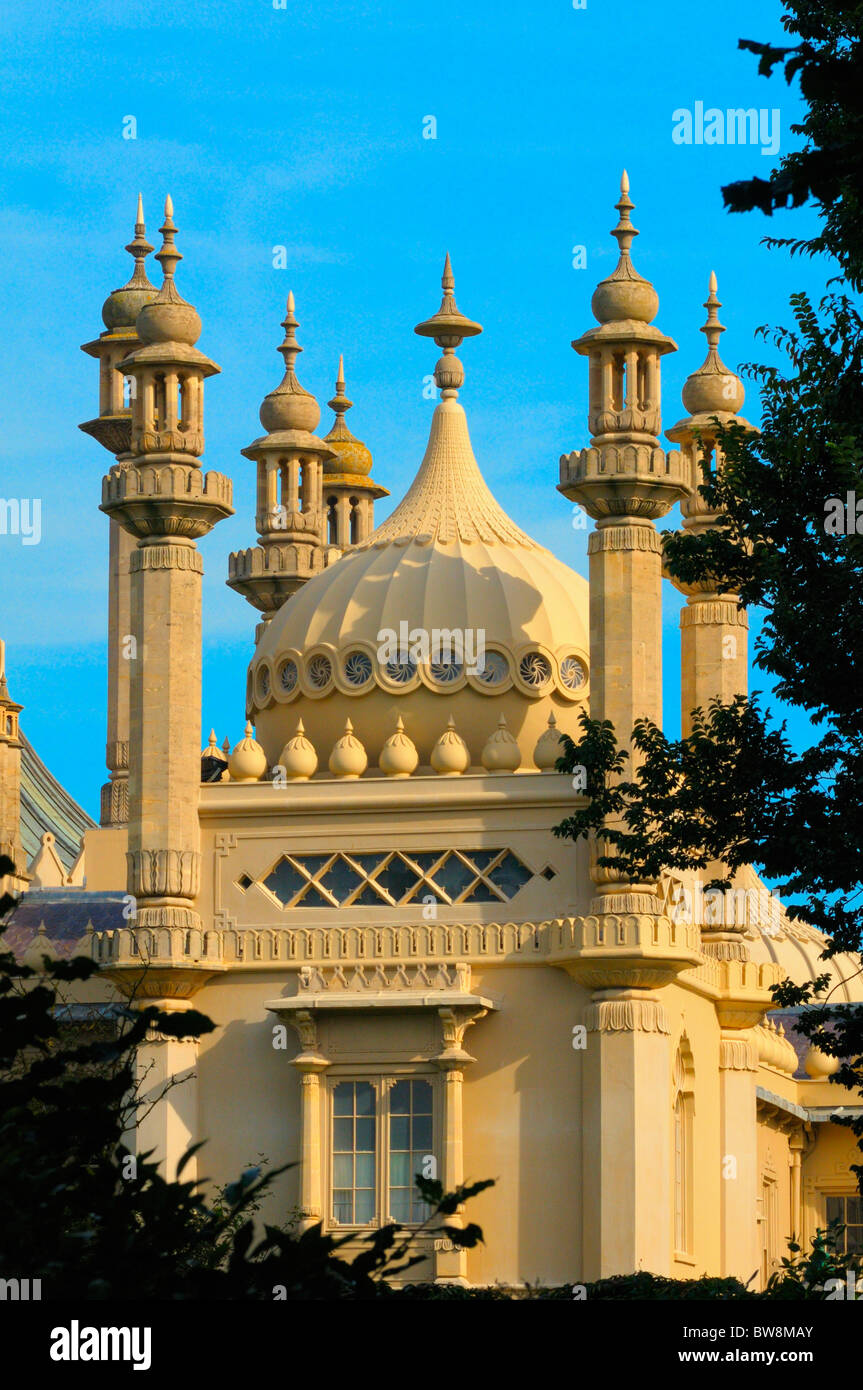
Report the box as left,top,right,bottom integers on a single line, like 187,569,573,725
321,355,388,553
101,197,233,944
80,196,158,827
227,294,336,621
0,640,28,893
558,175,695,1282
666,273,753,734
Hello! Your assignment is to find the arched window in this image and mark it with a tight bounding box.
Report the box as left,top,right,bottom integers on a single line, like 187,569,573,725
349,496,360,545
327,496,338,545
673,1038,695,1256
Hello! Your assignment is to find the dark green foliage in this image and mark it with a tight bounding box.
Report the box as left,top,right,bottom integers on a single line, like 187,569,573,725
721,1,863,289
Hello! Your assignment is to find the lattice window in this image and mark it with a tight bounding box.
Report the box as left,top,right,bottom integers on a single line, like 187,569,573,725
259,847,535,908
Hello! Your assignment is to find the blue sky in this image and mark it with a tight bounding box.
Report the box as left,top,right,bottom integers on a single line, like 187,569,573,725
0,0,833,817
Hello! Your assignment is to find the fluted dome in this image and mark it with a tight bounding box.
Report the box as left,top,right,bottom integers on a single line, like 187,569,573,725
250,393,590,767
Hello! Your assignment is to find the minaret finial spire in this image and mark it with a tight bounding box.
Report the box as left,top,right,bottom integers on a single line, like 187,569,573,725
611,168,638,260
701,270,725,357
278,293,303,378
414,254,482,400
123,193,154,289
327,355,353,426
155,194,182,284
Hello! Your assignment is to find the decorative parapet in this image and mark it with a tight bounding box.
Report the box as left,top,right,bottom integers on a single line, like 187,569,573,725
715,958,784,1030
548,912,702,990
559,443,688,521
101,462,233,539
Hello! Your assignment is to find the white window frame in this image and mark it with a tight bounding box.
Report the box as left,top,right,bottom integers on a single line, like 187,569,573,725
325,1069,439,1233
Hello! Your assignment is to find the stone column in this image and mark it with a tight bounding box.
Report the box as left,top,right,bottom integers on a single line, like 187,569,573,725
588,520,664,736
287,1010,330,1234
680,596,749,737
134,1005,200,1180
433,1005,484,1285
126,538,206,930
718,1031,760,1280
581,990,672,1280
102,509,133,826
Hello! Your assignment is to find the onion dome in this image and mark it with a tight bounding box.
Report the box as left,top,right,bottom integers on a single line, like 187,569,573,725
323,356,373,476
259,293,321,435
533,712,566,770
481,714,521,772
379,716,419,777
591,172,659,326
249,256,589,769
136,196,203,347
278,718,318,781
228,721,268,783
804,1044,841,1080
328,719,368,778
201,728,229,783
431,716,470,775
101,194,158,330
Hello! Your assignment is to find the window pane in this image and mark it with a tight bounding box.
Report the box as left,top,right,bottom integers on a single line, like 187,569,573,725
355,1188,375,1224
845,1196,862,1225
390,1152,412,1186
333,1117,353,1152
333,1083,354,1116
826,1196,843,1226
333,1191,352,1224
390,1115,410,1150
390,1191,411,1224
356,1117,375,1151
412,1080,433,1111
390,1081,411,1114
355,1153,375,1188
413,1116,433,1151
355,1082,375,1116
333,1154,353,1188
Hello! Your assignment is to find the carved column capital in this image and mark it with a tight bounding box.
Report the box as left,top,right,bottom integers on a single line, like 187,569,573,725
585,989,670,1035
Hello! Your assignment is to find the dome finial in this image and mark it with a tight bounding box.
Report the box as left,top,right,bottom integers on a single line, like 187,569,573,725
611,168,638,261
123,193,154,287
674,271,746,421
257,294,321,434
701,270,725,355
327,353,352,424
589,170,659,326
414,254,482,400
155,194,182,285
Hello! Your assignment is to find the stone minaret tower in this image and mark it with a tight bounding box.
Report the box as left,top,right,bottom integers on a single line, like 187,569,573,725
0,641,28,892
558,174,695,1281
666,273,753,734
80,196,157,827
101,197,233,942
227,294,336,623
321,355,388,554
